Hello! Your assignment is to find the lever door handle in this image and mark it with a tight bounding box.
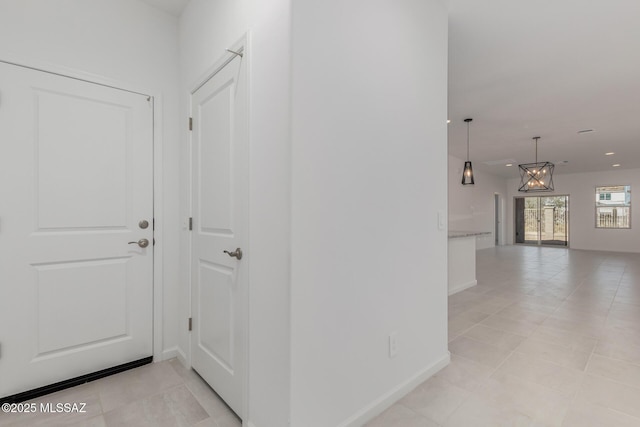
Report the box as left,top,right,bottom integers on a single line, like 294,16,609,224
128,239,150,248
223,248,243,260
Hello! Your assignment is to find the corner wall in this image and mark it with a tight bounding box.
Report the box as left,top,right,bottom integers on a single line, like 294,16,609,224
448,155,508,249
507,168,640,252
178,1,292,425
290,1,449,425
0,0,181,365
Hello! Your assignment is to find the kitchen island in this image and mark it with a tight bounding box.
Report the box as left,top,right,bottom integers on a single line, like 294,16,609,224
448,231,491,295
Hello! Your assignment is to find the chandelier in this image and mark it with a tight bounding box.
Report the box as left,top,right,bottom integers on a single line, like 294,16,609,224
518,137,554,192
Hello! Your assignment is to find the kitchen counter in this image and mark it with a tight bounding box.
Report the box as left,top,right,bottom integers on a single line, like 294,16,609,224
448,230,492,239
447,231,491,295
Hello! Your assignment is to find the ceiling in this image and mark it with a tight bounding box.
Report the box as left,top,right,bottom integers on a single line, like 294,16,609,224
448,0,640,178
138,1,640,179
138,0,189,16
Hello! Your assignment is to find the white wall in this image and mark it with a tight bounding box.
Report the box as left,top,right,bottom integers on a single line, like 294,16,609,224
448,155,508,249
0,1,452,425
290,1,449,426
0,0,181,361
178,1,292,426
507,168,640,252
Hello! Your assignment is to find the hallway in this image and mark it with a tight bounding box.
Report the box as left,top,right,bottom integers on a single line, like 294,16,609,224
0,359,239,427
3,246,640,426
369,246,640,426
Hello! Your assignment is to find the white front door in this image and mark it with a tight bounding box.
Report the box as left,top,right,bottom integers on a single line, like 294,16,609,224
0,61,154,398
191,53,248,417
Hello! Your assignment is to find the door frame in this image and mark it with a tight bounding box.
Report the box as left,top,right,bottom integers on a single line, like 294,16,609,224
494,193,503,246
187,34,251,422
513,194,570,248
0,54,165,362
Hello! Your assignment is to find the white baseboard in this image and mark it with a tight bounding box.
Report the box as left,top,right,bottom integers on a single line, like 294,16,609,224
176,347,188,366
337,352,451,427
448,279,477,295
159,346,187,363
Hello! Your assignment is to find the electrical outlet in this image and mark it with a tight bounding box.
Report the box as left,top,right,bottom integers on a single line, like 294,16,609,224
389,332,398,358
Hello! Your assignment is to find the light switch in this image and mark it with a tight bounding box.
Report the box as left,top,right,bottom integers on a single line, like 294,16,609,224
438,210,446,230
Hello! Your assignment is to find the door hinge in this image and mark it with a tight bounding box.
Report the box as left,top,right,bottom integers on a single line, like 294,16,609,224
189,117,193,131
189,217,193,231
188,317,193,331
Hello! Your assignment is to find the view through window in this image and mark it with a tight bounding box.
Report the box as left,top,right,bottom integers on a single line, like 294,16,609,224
595,185,631,229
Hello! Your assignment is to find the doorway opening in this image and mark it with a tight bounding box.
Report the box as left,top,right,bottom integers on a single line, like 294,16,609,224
189,41,248,419
0,60,155,400
515,195,569,247
494,194,500,246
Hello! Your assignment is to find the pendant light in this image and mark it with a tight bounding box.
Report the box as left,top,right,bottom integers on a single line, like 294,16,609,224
518,136,554,192
461,118,475,185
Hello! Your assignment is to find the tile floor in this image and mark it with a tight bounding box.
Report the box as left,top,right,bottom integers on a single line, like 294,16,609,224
3,246,640,426
367,246,640,426
0,359,241,427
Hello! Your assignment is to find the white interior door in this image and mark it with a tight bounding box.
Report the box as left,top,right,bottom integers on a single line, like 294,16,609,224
191,53,248,417
0,61,154,398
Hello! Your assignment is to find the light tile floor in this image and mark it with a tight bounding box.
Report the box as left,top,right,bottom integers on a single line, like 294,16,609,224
368,246,640,426
3,246,640,426
0,359,241,427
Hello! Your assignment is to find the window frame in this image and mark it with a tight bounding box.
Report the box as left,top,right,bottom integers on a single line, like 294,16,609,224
595,185,631,229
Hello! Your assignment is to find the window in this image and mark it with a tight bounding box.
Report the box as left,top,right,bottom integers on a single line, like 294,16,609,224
595,185,631,229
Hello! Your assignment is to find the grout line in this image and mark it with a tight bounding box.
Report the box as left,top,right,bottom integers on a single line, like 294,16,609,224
446,248,640,426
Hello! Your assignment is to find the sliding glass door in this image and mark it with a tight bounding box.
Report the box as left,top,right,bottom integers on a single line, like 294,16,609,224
515,195,569,246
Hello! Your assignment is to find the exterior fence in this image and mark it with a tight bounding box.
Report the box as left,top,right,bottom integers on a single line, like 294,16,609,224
524,207,567,240
596,208,630,228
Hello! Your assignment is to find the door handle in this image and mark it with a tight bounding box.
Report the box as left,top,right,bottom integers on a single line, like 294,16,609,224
223,248,243,260
128,239,150,248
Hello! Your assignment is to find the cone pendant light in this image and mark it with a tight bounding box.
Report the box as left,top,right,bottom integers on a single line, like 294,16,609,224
462,118,475,185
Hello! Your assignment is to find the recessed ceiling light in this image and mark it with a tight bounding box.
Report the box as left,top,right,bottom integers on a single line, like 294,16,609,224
447,119,451,124
605,152,615,156
505,164,513,167
578,129,595,134
612,164,621,167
